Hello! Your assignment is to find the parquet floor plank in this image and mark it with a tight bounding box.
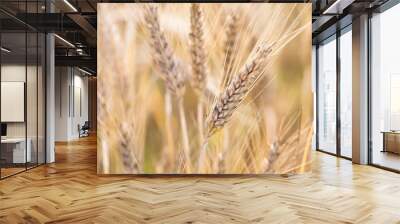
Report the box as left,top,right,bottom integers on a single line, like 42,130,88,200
0,135,399,223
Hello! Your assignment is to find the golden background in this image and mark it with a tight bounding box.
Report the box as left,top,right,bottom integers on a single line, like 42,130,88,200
98,3,312,174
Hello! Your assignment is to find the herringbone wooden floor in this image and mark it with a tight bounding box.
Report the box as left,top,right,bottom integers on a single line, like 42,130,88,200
1,135,400,224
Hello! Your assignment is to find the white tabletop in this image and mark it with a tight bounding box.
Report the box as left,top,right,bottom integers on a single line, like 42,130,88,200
1,138,26,143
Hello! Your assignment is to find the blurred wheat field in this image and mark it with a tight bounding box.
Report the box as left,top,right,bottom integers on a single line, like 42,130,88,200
97,3,313,174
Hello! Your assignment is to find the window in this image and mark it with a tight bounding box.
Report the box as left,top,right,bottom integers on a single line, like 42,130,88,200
312,45,317,150
339,27,352,158
371,3,400,171
0,1,46,179
317,36,337,154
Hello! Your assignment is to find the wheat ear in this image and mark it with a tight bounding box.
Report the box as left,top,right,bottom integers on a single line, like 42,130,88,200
221,14,239,89
207,43,273,137
198,43,273,172
144,6,185,96
119,123,140,173
190,3,208,93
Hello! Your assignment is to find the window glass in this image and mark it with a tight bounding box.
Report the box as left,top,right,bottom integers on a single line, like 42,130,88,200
312,45,317,150
371,3,400,171
0,1,46,179
317,36,337,154
1,30,28,177
340,28,352,158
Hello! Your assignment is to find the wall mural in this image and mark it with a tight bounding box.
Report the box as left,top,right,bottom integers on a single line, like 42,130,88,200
98,3,312,174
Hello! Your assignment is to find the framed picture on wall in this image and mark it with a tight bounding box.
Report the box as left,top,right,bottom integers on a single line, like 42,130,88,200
97,3,313,174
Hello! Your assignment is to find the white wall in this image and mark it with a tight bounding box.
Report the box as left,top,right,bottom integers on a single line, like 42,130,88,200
55,67,89,141
55,67,70,141
72,73,89,138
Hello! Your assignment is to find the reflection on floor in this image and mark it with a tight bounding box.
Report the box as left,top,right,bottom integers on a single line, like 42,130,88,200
0,135,400,223
0,163,42,178
1,167,25,177
373,150,400,171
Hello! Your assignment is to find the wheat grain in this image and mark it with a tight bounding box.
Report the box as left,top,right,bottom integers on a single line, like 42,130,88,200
207,43,273,137
189,3,208,93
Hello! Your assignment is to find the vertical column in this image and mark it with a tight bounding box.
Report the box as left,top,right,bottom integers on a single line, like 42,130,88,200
88,77,97,132
352,14,369,164
315,45,320,151
54,67,73,141
336,30,341,156
46,0,55,163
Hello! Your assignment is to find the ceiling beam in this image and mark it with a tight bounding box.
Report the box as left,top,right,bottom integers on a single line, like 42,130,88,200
13,13,81,32
67,13,97,41
323,0,356,14
55,55,96,70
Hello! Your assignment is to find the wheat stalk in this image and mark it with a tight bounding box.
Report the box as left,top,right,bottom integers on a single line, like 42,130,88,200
178,98,192,172
144,6,192,172
164,91,175,166
144,6,185,96
189,3,209,166
207,43,273,137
